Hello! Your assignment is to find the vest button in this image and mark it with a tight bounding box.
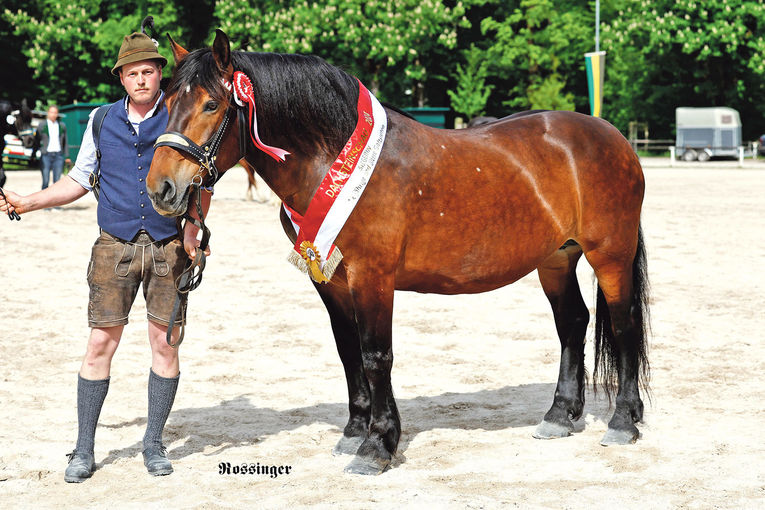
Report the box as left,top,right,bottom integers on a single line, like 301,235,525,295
134,143,137,147
137,153,142,157
139,178,144,182
141,215,146,220
140,203,145,208
140,190,144,195
138,166,142,170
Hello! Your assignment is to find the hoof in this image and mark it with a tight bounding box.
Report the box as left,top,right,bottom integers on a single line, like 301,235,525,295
533,419,573,439
600,427,638,446
344,455,390,475
332,436,365,457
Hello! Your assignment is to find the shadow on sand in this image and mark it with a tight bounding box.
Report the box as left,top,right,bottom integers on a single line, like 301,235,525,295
98,382,614,468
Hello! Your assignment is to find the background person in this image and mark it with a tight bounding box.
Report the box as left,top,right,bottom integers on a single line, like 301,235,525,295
35,104,70,189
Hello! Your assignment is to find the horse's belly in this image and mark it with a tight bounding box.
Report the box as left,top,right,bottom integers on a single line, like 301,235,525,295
395,225,560,295
395,264,535,295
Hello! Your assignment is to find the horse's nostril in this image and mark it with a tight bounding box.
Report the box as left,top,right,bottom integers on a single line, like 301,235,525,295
160,179,176,203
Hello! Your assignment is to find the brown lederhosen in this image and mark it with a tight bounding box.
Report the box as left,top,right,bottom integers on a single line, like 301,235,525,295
86,230,187,328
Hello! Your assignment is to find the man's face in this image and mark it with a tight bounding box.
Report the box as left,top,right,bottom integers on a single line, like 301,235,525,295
119,60,162,105
47,106,58,122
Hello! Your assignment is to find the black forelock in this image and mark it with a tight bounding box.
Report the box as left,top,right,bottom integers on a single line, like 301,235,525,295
166,49,228,103
166,48,360,156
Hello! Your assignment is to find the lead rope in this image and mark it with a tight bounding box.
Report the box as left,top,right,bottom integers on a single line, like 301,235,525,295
166,185,211,347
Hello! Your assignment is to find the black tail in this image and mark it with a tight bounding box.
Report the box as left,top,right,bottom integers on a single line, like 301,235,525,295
593,225,651,401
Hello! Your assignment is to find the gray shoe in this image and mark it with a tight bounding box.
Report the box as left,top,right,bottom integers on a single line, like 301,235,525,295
64,450,95,483
142,444,173,476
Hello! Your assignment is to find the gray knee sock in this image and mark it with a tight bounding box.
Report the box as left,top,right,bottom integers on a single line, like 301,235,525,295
75,374,110,455
143,369,179,450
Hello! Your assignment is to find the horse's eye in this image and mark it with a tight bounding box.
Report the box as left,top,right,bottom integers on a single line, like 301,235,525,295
204,101,218,112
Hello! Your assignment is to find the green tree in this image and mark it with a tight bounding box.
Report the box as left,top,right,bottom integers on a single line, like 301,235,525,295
215,0,472,106
4,0,107,104
481,0,592,112
447,45,494,118
602,0,765,138
3,0,207,104
0,0,39,104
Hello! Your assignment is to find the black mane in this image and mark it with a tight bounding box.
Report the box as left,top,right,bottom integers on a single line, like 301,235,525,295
166,49,360,157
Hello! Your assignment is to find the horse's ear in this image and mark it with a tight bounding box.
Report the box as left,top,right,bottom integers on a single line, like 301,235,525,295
166,33,189,63
212,29,231,71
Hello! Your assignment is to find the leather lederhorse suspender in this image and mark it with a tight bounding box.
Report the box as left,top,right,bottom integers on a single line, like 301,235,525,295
89,104,113,201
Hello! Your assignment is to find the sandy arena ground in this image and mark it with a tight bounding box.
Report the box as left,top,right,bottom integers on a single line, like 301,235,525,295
1,158,764,508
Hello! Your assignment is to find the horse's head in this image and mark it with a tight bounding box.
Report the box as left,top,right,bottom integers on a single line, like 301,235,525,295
148,30,242,216
16,100,36,147
2,99,36,147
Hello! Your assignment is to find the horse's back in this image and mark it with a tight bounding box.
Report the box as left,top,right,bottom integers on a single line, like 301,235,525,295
386,109,643,223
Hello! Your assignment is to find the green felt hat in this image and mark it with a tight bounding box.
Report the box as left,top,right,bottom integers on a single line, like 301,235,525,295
111,31,167,76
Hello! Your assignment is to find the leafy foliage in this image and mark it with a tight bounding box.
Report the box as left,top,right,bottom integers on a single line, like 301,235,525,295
3,0,765,138
602,0,765,138
447,45,494,118
3,1,199,104
215,0,472,106
481,0,590,112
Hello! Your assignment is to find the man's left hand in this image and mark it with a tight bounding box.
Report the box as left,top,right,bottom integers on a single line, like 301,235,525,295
183,230,211,260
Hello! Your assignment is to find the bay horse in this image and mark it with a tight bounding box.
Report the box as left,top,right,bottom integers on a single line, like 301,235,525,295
148,30,650,475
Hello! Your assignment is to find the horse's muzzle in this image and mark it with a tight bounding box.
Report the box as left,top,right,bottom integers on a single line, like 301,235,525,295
148,177,189,217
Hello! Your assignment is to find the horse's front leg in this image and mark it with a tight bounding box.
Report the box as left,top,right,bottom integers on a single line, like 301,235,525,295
312,276,371,456
343,270,399,475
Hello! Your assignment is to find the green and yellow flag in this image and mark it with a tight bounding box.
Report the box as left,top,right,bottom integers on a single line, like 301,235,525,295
585,51,606,117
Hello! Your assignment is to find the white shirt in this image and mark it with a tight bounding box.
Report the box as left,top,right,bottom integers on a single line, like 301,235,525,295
68,92,164,191
46,119,61,153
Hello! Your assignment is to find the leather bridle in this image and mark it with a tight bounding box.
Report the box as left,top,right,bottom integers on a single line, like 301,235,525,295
153,88,248,348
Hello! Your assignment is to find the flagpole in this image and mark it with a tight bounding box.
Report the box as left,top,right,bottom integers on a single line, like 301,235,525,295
595,0,600,52
585,0,605,117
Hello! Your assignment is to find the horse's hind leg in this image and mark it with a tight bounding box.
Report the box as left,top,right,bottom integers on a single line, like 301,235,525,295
584,228,649,445
313,276,372,456
534,242,589,439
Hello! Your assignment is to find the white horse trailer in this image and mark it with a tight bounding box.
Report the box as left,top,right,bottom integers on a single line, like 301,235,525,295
675,107,741,161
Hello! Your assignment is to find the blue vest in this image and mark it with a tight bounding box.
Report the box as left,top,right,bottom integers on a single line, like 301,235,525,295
96,97,177,241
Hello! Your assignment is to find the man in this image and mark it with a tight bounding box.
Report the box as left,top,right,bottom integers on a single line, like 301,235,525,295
35,105,71,189
0,29,211,482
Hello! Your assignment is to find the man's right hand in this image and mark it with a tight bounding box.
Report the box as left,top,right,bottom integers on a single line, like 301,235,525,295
0,188,23,216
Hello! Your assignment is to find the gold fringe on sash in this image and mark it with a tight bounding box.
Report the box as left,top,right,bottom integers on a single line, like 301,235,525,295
287,245,343,284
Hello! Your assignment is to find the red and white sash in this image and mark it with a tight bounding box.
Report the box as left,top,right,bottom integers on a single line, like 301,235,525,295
284,81,387,283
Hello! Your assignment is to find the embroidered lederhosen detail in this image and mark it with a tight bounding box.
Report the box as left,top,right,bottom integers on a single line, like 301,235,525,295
112,231,173,278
